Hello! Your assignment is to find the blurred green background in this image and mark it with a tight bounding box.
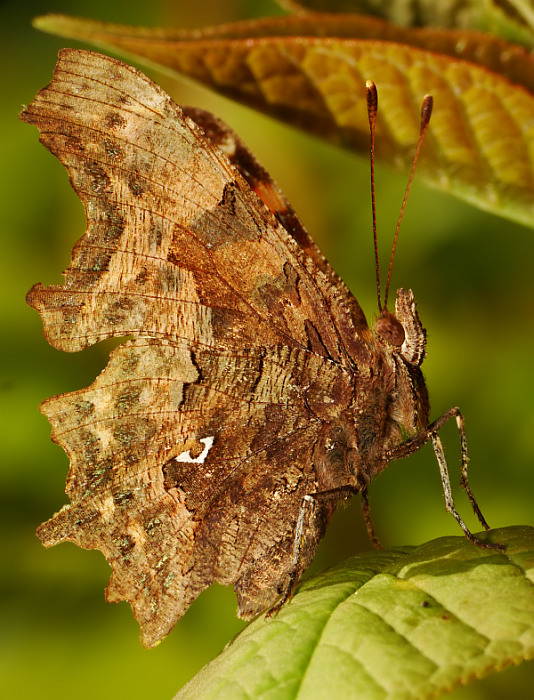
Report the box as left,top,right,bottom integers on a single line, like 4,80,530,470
2,0,533,697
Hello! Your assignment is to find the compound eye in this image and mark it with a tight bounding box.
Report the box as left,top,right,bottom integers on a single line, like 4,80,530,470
375,312,405,347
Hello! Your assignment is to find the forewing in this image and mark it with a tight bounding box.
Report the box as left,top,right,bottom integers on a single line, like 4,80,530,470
22,48,368,363
184,105,370,344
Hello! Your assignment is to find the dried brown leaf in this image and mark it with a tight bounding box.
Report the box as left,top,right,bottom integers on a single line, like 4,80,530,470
278,0,534,48
34,12,534,227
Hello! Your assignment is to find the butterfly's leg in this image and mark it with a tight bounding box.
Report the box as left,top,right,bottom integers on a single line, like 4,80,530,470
268,485,356,616
452,409,490,530
385,406,500,550
361,487,381,549
430,432,491,546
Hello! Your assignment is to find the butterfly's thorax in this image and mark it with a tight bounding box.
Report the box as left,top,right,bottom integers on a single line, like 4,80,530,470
313,288,430,492
378,349,430,463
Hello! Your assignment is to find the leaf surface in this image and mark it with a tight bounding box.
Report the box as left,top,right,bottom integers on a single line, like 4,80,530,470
34,12,534,227
279,0,534,47
176,526,534,699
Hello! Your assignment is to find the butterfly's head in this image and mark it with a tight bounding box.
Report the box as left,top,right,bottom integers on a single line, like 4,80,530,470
371,288,430,454
374,288,426,368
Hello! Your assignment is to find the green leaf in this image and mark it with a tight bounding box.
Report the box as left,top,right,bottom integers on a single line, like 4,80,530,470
33,13,534,228
175,526,534,699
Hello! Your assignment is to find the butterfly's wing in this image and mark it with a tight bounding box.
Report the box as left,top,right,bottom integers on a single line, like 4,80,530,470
24,50,369,362
38,338,349,645
182,105,369,329
22,49,368,646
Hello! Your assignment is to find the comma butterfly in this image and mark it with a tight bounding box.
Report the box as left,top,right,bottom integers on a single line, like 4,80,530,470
22,49,496,647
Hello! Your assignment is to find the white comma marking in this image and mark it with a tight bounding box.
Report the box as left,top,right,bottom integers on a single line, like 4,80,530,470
174,436,215,464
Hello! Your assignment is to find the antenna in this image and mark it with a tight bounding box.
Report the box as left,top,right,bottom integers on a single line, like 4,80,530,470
383,93,433,310
366,81,433,312
366,80,381,313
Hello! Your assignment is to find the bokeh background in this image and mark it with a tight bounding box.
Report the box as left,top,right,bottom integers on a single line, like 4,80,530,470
1,0,533,697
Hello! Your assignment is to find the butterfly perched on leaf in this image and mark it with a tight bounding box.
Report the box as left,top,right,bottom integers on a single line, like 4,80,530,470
21,49,494,647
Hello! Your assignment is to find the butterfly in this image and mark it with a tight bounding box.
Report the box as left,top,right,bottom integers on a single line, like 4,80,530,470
21,48,495,647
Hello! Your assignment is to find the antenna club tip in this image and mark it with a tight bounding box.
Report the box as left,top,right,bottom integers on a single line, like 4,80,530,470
366,80,378,116
421,95,433,124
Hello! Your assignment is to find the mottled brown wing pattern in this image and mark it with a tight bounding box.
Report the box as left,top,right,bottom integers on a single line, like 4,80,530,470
38,337,346,644
22,49,367,646
185,105,370,343
24,49,368,362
